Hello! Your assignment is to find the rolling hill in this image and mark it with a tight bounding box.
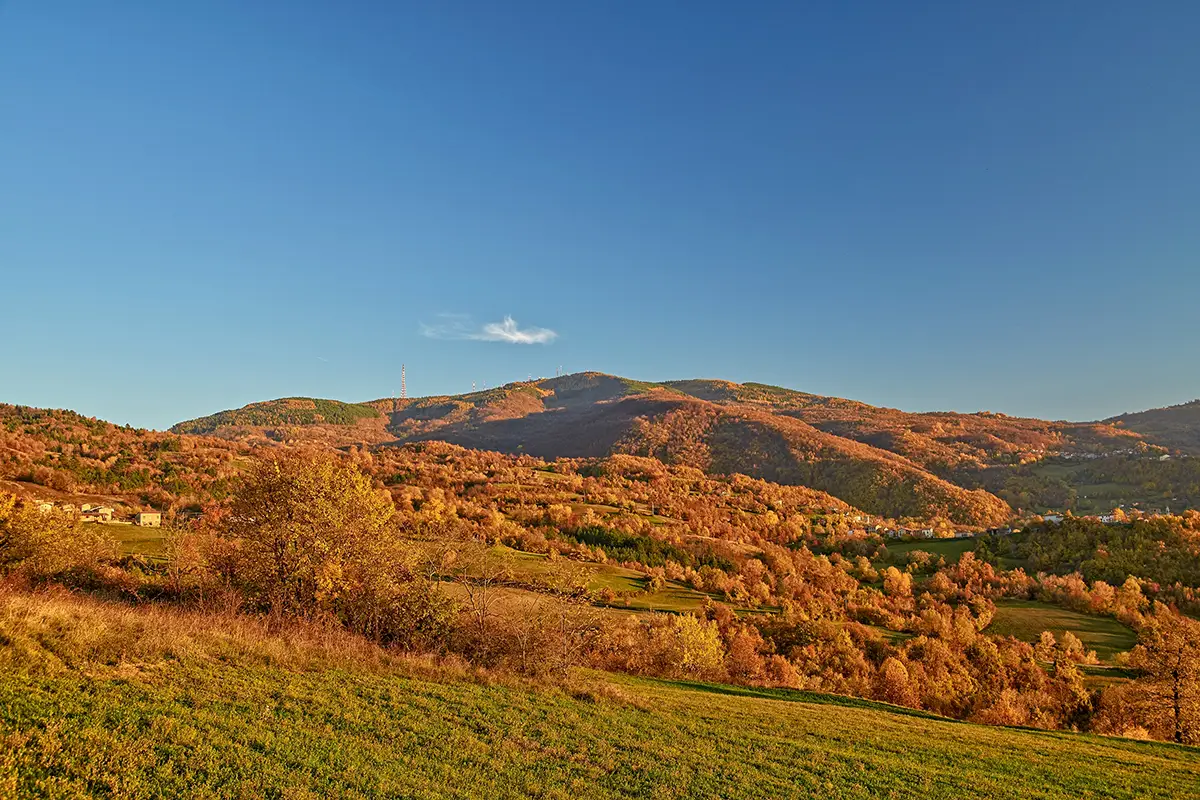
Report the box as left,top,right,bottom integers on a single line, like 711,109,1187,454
1108,399,1200,455
171,397,392,446
165,373,1200,526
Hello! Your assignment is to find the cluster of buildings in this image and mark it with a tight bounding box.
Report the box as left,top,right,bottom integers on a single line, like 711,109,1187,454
1058,449,1145,461
879,526,978,541
29,500,161,527
871,508,1139,544
1044,512,1126,526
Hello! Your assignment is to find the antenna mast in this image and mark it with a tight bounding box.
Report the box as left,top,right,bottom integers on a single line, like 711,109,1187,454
401,364,407,400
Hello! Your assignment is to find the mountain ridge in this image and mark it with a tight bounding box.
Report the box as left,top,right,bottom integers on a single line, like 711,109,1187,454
163,372,1200,525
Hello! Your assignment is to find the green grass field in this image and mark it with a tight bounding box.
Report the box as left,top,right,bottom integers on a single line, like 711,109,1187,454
2,592,1197,800
882,538,977,563
987,600,1138,663
101,522,168,561
492,548,721,614
589,567,715,613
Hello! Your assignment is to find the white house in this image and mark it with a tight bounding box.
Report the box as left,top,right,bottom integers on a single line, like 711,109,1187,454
80,504,114,523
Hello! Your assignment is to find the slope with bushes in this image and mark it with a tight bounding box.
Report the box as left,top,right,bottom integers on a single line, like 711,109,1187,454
171,397,388,445
2,590,1197,800
0,404,250,511
1108,399,1200,455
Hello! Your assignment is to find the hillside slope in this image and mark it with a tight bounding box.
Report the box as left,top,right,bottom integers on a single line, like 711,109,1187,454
169,372,1200,522
4,591,1197,800
171,397,391,446
614,399,1012,525
0,403,249,509
662,379,1145,473
1108,399,1200,455
368,383,1009,525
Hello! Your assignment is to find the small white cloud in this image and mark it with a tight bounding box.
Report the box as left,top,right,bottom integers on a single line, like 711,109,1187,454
420,314,557,345
471,316,557,344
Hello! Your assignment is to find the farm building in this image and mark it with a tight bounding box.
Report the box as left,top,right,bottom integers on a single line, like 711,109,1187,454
134,511,162,527
80,504,114,523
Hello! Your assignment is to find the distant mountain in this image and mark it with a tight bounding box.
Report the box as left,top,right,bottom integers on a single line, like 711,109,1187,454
659,379,1143,473
359,373,1024,524
1107,400,1200,455
170,372,1199,525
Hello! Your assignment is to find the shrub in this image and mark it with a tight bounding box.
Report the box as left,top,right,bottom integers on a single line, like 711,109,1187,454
0,494,118,583
204,453,455,647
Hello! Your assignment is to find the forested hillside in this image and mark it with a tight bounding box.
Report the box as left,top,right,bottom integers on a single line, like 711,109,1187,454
171,397,390,446
168,372,1199,525
7,439,1200,750
1109,399,1200,454
0,404,248,511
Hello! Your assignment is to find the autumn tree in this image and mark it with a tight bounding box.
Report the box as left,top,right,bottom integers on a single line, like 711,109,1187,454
1128,605,1200,743
654,614,726,679
874,657,918,707
0,493,116,581
220,452,453,646
502,592,605,675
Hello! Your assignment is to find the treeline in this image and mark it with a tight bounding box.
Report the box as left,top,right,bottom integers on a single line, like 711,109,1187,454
559,525,734,572
171,398,382,435
984,517,1200,598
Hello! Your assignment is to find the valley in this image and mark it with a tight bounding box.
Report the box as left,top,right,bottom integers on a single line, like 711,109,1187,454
4,375,1200,797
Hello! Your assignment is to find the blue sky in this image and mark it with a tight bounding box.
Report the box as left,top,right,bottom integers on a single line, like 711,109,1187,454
2,1,1198,430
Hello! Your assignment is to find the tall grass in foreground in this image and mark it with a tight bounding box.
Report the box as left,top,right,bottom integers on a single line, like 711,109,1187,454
0,584,432,678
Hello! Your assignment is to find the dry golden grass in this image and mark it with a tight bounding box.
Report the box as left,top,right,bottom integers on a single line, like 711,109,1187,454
0,583,410,677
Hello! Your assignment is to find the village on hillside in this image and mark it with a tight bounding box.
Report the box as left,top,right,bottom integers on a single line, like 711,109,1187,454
25,500,162,528
16,495,1141,543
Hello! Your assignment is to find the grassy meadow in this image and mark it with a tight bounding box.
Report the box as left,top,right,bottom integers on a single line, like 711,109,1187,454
987,600,1138,663
2,590,1197,800
103,522,168,561
881,537,977,563
463,548,721,614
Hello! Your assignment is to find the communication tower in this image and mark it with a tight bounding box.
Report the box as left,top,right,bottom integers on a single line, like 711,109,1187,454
401,364,407,400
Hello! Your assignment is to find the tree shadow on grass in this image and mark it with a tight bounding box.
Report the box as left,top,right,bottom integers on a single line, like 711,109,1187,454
646,678,1198,755
645,678,954,722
